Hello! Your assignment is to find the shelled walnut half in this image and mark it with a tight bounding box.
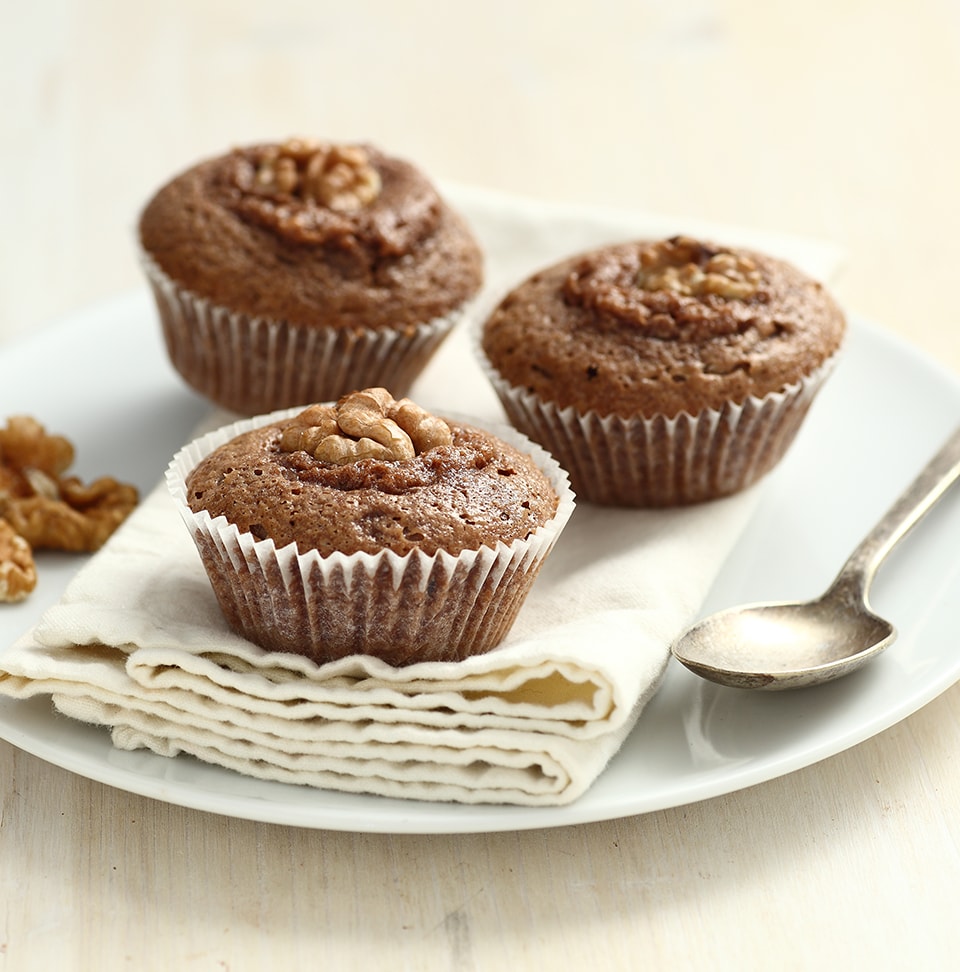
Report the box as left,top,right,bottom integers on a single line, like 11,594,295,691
0,520,37,603
279,388,454,465
0,415,139,602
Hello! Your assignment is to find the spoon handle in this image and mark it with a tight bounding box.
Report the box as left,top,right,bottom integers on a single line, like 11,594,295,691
831,425,960,601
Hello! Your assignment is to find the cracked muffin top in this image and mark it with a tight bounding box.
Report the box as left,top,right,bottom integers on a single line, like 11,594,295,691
139,139,483,330
480,236,845,418
184,389,561,557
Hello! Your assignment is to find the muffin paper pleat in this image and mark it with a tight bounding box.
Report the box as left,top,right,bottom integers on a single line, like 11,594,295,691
141,250,466,414
478,347,836,507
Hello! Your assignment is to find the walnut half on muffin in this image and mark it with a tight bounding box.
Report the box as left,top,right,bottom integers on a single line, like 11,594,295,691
479,236,846,506
167,389,575,666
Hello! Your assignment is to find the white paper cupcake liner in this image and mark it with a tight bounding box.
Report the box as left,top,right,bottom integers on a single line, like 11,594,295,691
478,345,837,507
165,407,576,666
141,250,467,415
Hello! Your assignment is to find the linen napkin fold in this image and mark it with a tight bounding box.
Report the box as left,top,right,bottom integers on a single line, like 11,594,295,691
0,475,758,805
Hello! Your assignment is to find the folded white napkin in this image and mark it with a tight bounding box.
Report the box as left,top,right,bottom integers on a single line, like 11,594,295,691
0,189,845,806
0,476,758,804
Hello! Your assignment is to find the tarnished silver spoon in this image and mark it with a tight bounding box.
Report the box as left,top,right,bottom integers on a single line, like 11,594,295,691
671,425,960,690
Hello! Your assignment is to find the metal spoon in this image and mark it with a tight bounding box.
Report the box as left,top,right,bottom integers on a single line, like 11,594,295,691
671,425,960,690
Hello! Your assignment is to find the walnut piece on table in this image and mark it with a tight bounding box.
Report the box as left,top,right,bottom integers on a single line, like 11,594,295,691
0,519,37,603
0,415,139,602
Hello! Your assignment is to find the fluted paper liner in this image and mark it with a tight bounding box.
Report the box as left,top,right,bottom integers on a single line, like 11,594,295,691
141,250,467,415
165,408,576,666
478,341,837,506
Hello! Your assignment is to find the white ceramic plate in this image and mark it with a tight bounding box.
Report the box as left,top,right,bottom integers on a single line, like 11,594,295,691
2,268,960,835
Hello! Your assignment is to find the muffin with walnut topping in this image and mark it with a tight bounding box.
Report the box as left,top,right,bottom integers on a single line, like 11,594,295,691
479,236,845,506
139,139,483,415
166,388,574,666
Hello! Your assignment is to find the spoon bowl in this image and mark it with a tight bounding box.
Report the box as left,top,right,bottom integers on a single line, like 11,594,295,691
673,589,895,691
672,426,960,690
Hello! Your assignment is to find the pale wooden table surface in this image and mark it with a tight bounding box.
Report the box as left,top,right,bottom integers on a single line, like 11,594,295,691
3,2,960,969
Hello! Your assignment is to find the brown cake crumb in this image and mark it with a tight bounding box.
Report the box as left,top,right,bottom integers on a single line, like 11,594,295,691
139,141,483,329
186,392,560,557
484,238,845,419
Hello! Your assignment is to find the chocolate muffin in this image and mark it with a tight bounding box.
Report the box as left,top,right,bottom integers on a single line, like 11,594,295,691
479,236,845,506
166,388,575,666
140,139,484,414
